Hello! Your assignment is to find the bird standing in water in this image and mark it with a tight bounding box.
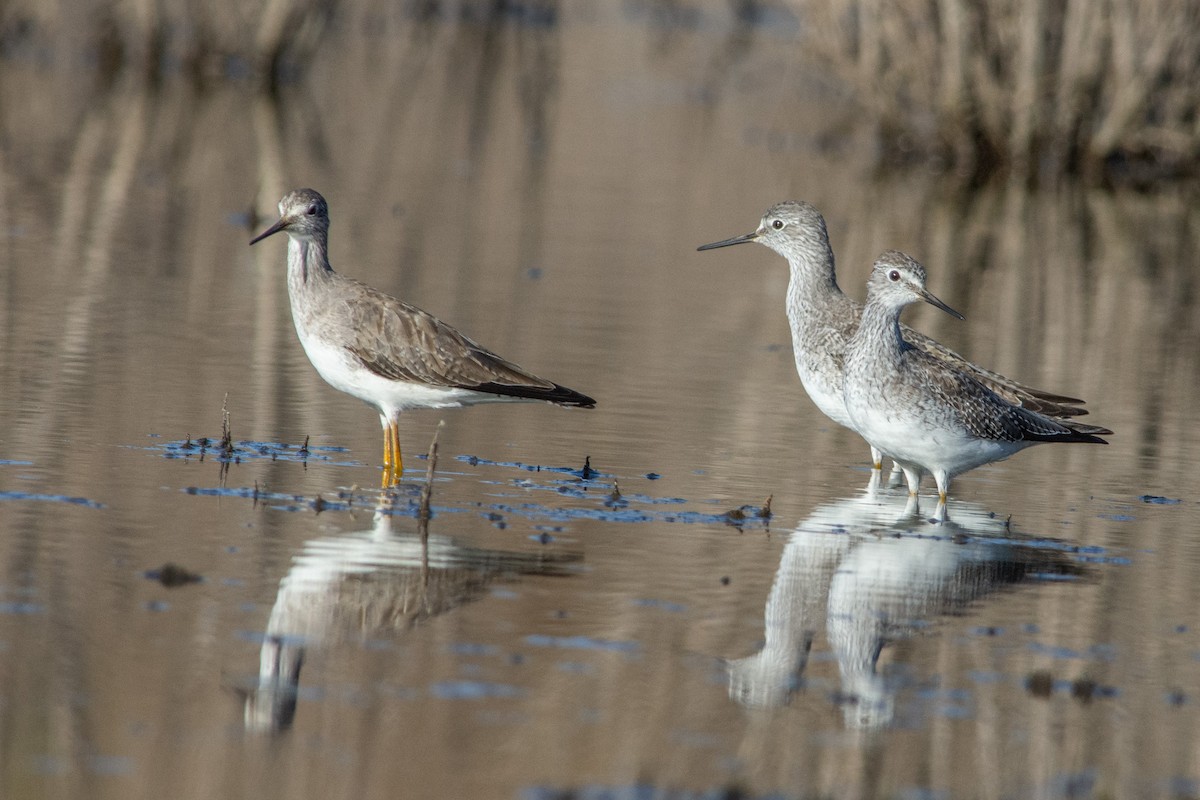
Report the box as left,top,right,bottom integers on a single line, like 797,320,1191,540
697,201,1090,477
250,188,594,487
842,251,1110,507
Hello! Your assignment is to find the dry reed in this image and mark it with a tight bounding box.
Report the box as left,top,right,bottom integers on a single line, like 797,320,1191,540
795,0,1200,183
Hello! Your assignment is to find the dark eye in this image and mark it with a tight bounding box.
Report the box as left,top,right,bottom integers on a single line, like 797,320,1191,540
888,270,901,281
772,219,784,230
306,204,318,216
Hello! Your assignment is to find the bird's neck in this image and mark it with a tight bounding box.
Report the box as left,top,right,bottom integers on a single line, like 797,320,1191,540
851,299,909,369
784,245,845,331
287,235,334,291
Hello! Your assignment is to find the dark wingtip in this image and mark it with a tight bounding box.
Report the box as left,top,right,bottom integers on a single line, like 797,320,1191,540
1077,434,1109,445
474,382,595,408
554,387,596,408
1027,390,1087,405
1066,422,1113,443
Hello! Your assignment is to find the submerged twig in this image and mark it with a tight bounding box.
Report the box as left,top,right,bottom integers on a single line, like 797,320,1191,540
219,393,233,456
759,495,773,520
216,394,234,487
417,421,444,538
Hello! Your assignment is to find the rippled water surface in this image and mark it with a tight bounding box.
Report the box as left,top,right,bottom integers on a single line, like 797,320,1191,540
2,4,1200,800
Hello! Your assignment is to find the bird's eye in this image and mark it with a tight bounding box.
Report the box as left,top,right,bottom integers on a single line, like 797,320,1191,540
772,219,784,230
888,270,901,282
306,204,318,216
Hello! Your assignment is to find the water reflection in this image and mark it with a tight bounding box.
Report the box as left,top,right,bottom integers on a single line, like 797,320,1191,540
244,493,580,733
727,475,1087,728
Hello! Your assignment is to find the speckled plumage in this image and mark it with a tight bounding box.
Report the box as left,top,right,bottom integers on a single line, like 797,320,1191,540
698,201,1089,472
842,251,1110,502
250,188,593,485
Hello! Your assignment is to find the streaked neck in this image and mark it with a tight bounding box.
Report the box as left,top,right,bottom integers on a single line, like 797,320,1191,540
784,244,847,338
286,235,333,289
853,299,908,366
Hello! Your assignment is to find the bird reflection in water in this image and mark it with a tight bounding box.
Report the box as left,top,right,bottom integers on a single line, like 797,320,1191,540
726,473,1087,728
243,492,580,733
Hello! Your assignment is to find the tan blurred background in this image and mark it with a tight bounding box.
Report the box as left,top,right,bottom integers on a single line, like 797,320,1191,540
1,2,1199,799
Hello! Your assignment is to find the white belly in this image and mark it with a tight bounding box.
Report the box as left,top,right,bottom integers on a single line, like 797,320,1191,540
846,396,1026,479
795,360,854,429
294,325,522,417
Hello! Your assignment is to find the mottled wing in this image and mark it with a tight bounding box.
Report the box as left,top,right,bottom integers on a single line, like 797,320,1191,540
916,353,1109,443
903,326,1087,416
337,280,594,407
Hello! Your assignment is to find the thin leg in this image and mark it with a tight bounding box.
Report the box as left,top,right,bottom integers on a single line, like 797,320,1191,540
384,428,392,475
901,465,922,496
886,461,904,488
379,419,403,487
870,446,883,471
391,421,403,480
380,417,393,488
933,470,951,510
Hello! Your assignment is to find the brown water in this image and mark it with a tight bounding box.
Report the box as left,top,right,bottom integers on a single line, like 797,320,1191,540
2,5,1200,800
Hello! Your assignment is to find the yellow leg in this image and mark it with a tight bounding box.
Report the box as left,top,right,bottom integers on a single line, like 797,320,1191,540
381,426,392,488
379,419,403,487
391,421,403,481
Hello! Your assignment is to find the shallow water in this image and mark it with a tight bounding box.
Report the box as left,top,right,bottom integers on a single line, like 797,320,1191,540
2,5,1200,800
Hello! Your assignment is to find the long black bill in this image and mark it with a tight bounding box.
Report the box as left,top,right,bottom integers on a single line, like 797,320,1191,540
696,231,759,251
917,287,965,320
249,217,288,246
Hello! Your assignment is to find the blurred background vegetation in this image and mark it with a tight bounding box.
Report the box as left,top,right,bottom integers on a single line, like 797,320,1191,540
2,0,1196,186
799,0,1200,185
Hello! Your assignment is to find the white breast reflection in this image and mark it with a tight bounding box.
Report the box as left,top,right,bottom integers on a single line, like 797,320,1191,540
727,476,1085,728
244,494,579,733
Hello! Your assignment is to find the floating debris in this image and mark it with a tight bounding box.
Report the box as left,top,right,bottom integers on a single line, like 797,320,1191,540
579,455,597,480
144,562,202,588
0,491,104,509
1140,495,1182,505
1071,677,1097,702
722,496,772,528
604,481,627,508
1026,670,1055,697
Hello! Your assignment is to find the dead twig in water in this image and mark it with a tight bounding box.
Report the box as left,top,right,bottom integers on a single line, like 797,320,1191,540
759,495,773,520
417,421,444,539
218,393,234,487
219,393,233,455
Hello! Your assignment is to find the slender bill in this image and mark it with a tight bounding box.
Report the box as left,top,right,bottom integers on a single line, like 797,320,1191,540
916,286,965,320
696,230,760,251
249,217,289,246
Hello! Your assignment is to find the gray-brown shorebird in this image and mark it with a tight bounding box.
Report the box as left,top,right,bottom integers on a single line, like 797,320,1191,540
842,250,1110,505
698,201,1089,476
250,188,594,486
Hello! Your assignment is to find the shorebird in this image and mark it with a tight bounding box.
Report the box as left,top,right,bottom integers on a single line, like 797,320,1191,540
842,250,1110,504
697,201,1089,476
250,188,594,486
